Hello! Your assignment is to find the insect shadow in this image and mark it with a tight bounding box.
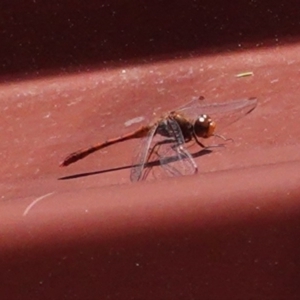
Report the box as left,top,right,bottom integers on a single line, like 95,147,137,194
58,148,213,181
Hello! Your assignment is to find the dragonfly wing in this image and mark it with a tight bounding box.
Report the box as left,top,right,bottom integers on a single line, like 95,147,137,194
154,119,197,179
177,97,257,129
130,125,157,182
157,144,198,178
175,96,204,114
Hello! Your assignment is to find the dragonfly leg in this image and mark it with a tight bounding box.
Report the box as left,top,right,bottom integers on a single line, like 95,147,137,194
213,134,234,143
192,132,206,148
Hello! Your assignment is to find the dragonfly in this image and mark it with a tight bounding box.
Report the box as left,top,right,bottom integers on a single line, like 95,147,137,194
60,96,257,181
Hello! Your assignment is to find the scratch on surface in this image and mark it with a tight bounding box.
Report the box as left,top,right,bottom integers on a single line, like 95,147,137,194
23,192,55,217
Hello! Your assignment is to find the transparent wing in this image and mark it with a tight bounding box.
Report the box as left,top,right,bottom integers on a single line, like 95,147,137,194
130,125,157,182
177,97,257,129
131,118,198,181
156,144,198,179
152,119,197,179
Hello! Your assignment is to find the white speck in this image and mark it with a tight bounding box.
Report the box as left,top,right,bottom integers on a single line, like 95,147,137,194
124,116,145,127
156,87,166,94
135,263,140,267
43,112,51,118
23,192,55,216
67,97,83,106
270,79,279,84
287,60,295,65
121,69,126,74
61,92,69,98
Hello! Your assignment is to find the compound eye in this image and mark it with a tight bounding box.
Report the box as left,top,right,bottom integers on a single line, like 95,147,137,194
194,114,216,138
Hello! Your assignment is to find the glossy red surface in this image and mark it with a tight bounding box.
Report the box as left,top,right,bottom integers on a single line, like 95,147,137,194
1,1,300,299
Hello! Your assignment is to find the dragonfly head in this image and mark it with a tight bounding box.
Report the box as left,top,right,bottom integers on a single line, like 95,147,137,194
193,114,216,138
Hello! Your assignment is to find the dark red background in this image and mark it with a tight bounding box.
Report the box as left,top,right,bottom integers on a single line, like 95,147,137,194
1,0,300,79
1,1,300,299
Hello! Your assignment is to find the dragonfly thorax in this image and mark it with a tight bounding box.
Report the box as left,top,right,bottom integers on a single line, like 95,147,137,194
193,114,216,138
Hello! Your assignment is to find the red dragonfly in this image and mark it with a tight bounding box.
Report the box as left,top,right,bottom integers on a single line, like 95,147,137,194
60,96,257,181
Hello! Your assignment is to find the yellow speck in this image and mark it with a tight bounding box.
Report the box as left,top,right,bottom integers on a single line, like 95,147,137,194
235,72,254,78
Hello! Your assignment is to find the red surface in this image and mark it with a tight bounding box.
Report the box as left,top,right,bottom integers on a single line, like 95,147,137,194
1,1,300,299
